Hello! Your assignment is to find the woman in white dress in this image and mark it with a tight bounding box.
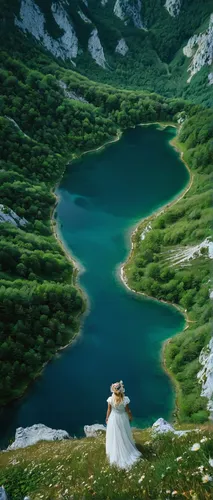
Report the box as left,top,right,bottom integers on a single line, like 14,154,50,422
105,380,141,469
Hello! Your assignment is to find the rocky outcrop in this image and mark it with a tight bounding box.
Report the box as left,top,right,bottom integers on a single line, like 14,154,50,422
88,29,106,68
51,2,78,59
0,205,28,227
152,418,190,436
183,14,213,82
15,0,78,62
7,424,70,450
114,0,143,29
0,487,8,500
141,222,152,241
115,38,129,56
58,80,89,103
0,488,30,500
168,238,213,266
164,0,181,17
84,420,192,438
5,116,30,139
78,9,92,24
197,338,213,420
84,424,106,437
208,72,213,84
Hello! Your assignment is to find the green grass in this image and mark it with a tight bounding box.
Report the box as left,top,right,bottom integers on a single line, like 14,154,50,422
0,425,213,499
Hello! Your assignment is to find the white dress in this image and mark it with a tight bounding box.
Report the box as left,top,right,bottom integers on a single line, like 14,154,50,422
106,395,141,469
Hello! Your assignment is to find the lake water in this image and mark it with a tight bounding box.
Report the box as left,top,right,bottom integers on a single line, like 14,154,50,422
0,125,189,445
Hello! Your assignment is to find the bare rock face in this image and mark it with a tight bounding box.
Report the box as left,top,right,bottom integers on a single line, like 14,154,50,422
164,0,182,17
84,424,106,437
183,14,213,82
0,204,28,228
115,38,129,56
15,0,78,62
88,29,106,68
7,424,70,450
78,9,92,24
0,487,8,500
114,0,143,29
208,72,213,84
197,337,213,420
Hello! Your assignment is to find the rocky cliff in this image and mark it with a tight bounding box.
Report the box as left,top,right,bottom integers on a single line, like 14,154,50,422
9,0,212,100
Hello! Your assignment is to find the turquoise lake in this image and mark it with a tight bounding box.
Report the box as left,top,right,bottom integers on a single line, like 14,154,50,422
0,125,189,444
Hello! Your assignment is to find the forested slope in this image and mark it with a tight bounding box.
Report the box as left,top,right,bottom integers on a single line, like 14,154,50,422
125,110,213,423
0,46,188,405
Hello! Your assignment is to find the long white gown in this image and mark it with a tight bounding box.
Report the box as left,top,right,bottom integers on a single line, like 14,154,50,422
106,395,141,469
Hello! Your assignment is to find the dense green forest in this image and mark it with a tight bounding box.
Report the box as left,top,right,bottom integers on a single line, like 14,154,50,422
0,46,189,406
125,109,213,423
0,17,212,425
0,0,212,107
76,0,213,107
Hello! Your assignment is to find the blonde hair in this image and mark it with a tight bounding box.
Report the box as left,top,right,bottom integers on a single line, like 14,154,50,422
112,390,124,406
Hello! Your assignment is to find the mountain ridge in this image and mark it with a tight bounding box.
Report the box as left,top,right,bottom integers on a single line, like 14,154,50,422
1,0,213,105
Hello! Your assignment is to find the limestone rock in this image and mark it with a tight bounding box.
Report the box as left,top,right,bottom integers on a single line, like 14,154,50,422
78,9,92,24
58,80,89,103
84,424,106,437
152,418,188,436
0,489,30,500
15,0,78,62
164,0,182,17
114,0,143,29
0,487,8,500
208,72,213,85
0,204,28,227
7,424,70,450
88,29,106,68
115,38,129,56
197,337,213,420
183,14,213,82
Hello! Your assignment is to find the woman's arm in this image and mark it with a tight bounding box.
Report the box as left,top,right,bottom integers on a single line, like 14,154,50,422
125,404,132,421
106,403,111,424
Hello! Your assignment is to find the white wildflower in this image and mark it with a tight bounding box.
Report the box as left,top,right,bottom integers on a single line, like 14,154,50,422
209,458,213,467
202,474,212,483
176,456,182,462
172,492,178,497
200,437,208,443
191,443,200,451
198,465,204,472
138,474,145,483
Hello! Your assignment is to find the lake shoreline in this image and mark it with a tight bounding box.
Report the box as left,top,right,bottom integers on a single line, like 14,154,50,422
119,123,194,420
0,132,123,411
50,129,123,352
53,122,193,421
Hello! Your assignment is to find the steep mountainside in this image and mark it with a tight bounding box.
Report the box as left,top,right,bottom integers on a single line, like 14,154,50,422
1,0,213,105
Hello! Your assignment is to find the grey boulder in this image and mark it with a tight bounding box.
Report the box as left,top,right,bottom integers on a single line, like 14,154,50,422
84,424,106,437
7,424,70,450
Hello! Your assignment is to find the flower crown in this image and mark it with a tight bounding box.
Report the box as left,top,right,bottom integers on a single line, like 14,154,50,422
110,380,125,394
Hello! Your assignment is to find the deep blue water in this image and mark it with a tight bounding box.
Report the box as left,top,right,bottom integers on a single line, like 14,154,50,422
0,125,189,446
